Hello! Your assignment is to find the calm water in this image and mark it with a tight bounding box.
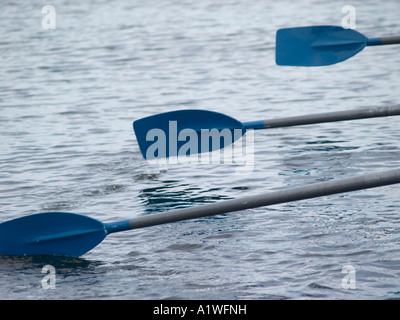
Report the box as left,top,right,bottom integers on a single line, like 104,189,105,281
1,0,400,300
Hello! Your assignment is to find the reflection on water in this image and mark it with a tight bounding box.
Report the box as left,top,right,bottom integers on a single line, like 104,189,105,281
138,181,231,213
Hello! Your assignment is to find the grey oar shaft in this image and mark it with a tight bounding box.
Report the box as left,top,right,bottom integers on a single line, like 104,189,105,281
129,169,400,230
380,36,400,45
261,104,400,129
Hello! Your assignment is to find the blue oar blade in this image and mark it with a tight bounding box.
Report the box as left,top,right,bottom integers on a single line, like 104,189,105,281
0,212,107,257
276,25,367,66
133,109,244,160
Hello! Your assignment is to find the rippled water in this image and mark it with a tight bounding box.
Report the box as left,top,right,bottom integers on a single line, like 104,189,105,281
1,0,400,300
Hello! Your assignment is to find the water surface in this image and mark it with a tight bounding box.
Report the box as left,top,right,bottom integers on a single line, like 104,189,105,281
1,0,400,299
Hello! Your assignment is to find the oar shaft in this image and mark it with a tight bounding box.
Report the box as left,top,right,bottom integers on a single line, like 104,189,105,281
243,104,400,130
367,36,400,46
128,169,400,230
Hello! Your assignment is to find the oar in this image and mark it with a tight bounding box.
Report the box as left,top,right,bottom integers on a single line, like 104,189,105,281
133,104,400,159
275,25,400,66
1,169,400,257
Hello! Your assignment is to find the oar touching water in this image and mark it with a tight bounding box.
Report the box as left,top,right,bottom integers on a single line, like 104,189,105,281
133,104,400,159
1,169,400,257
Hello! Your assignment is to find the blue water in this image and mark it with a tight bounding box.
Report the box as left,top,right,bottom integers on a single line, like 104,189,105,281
1,0,400,299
